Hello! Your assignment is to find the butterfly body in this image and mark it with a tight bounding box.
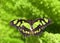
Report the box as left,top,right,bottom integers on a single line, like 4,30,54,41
10,18,51,37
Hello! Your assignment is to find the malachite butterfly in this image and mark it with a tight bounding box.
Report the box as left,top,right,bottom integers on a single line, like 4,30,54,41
10,18,51,37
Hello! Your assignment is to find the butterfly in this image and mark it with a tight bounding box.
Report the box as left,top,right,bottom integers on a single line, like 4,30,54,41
10,18,51,37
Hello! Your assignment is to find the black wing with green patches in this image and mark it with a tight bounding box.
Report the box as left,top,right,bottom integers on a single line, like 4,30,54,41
10,19,31,37
19,26,30,36
10,19,28,28
10,18,51,37
32,18,51,36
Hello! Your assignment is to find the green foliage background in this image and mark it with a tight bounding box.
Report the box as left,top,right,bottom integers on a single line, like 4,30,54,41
0,0,60,43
